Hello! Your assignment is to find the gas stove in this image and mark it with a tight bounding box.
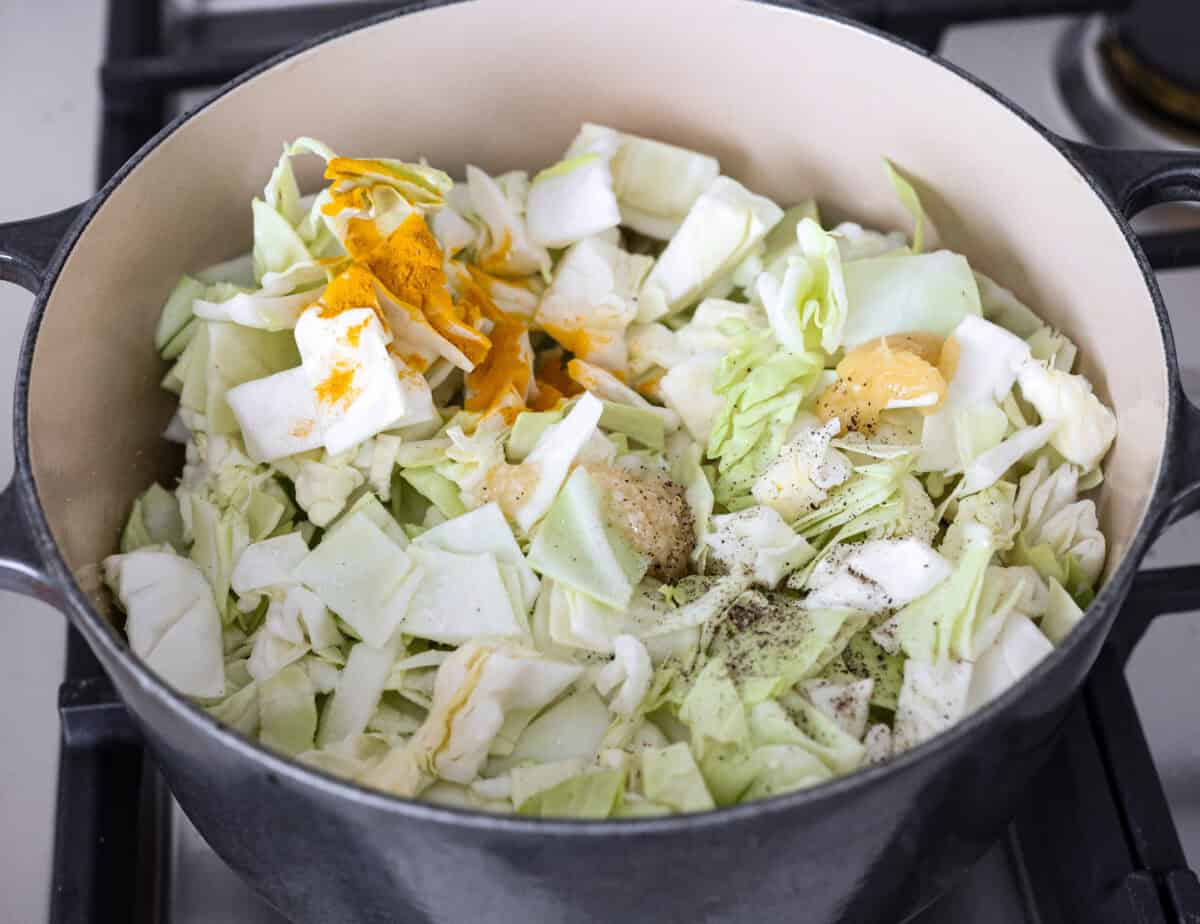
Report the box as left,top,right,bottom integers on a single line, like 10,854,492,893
48,2,1200,922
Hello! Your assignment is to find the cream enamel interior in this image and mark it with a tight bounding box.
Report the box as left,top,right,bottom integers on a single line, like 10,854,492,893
27,0,1168,621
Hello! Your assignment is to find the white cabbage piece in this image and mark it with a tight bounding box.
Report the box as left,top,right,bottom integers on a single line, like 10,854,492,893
103,549,225,698
1016,458,1106,585
658,352,724,444
627,298,763,375
465,166,550,278
251,197,312,284
402,545,525,644
293,511,418,648
193,284,325,332
831,222,907,262
437,415,508,511
489,687,611,773
526,154,621,248
290,453,364,527
919,315,1032,472
595,634,654,716
536,237,653,372
365,642,583,796
941,482,1018,558
892,659,973,753
705,506,815,588
317,640,401,748
294,305,436,455
966,613,1053,711
959,421,1057,496
226,367,324,463
566,123,720,240
803,539,951,614
638,177,782,322
752,418,852,520
230,533,309,595
414,502,540,611
1027,325,1078,373
567,359,679,432
862,724,893,764
799,677,874,741
1017,362,1116,472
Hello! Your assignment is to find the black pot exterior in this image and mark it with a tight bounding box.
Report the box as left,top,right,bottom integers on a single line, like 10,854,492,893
4,4,1200,924
107,601,1106,924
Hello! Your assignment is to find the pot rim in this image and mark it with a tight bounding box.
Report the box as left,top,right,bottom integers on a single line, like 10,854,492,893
14,0,1181,835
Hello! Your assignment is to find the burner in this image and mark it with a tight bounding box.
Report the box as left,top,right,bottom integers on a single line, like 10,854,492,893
1105,0,1200,130
1056,15,1200,149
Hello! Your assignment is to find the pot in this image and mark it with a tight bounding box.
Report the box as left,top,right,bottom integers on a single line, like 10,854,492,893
2,2,1200,922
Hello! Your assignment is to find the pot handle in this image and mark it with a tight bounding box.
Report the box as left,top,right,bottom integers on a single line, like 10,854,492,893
0,203,84,293
0,203,87,604
1064,141,1200,526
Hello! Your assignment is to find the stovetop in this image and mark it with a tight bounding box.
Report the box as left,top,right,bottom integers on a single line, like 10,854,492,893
42,2,1200,923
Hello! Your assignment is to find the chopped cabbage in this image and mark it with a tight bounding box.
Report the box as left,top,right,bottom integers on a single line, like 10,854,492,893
638,177,782,322
116,125,1120,817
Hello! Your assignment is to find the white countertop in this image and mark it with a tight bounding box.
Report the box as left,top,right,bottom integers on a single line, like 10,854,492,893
0,2,103,921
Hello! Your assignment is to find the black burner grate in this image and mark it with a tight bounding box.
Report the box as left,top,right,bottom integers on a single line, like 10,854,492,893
51,2,1200,922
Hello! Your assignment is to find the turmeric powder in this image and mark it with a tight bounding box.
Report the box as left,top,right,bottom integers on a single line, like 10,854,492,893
346,213,492,368
314,362,360,408
466,318,532,421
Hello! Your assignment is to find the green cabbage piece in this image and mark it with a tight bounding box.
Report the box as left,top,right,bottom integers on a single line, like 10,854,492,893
178,321,300,434
779,692,866,774
207,682,259,736
679,657,749,758
155,275,205,356
882,159,929,254
839,630,904,711
121,483,185,554
251,198,312,284
757,218,848,355
517,767,625,819
527,468,648,610
400,468,467,519
599,401,665,451
792,456,911,542
840,251,981,350
259,662,317,756
1040,577,1084,644
188,494,247,620
708,591,863,698
895,523,993,662
104,549,226,699
490,687,611,773
641,743,715,812
706,330,823,507
507,409,565,462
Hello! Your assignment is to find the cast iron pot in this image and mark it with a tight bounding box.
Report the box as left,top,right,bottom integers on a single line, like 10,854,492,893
3,2,1200,922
